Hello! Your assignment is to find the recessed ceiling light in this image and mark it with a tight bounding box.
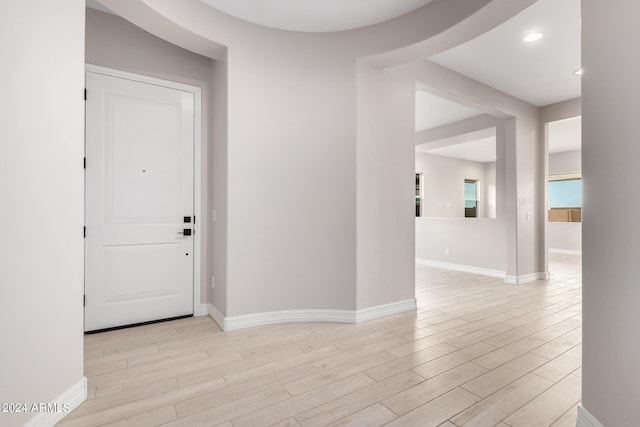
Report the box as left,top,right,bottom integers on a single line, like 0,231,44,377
523,32,543,43
574,68,584,76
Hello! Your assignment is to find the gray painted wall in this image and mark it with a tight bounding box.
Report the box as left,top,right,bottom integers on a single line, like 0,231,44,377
1,2,85,426
582,1,640,425
224,36,359,315
485,161,497,219
210,55,228,314
356,62,416,309
547,223,581,252
540,97,581,124
415,150,504,272
416,218,506,272
549,149,581,175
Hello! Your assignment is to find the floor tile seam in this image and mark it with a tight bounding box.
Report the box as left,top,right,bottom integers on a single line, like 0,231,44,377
544,395,583,427
458,373,556,427
478,319,580,360
550,402,581,427
528,325,582,360
223,347,341,380
235,374,376,426
528,368,582,388
68,378,238,424
292,371,428,426
84,346,159,364
446,322,517,347
283,357,395,397
174,384,291,421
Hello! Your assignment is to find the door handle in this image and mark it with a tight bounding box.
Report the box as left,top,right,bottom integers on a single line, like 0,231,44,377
177,229,192,236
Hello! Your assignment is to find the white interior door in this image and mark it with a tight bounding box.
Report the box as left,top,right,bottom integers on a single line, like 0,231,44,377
85,70,195,332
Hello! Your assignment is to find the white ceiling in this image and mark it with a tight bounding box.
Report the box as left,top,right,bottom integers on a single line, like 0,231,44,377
417,136,496,163
416,116,579,163
429,0,581,107
415,91,494,163
199,0,433,33
415,91,483,132
548,116,581,153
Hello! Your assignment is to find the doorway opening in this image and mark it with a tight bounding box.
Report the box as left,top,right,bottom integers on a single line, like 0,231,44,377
545,116,582,276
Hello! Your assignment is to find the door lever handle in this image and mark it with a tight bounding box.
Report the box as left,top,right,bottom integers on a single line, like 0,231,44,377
177,229,192,236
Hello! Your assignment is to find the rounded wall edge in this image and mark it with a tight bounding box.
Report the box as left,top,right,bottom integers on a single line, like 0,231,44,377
363,0,538,68
99,0,227,60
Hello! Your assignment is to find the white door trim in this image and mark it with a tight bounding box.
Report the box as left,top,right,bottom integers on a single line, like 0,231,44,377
85,64,202,320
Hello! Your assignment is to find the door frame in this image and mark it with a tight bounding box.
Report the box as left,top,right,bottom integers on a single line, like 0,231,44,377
85,64,203,318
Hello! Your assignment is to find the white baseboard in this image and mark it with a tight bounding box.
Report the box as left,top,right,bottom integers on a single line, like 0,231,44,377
549,248,582,255
577,405,604,427
505,272,548,285
223,309,355,331
505,275,520,285
205,299,416,332
415,258,550,285
193,303,209,317
196,303,224,330
416,258,505,279
355,299,417,323
207,303,225,330
538,271,551,280
25,377,87,427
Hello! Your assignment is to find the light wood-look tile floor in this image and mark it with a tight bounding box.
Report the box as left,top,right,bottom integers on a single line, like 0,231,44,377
60,253,582,427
